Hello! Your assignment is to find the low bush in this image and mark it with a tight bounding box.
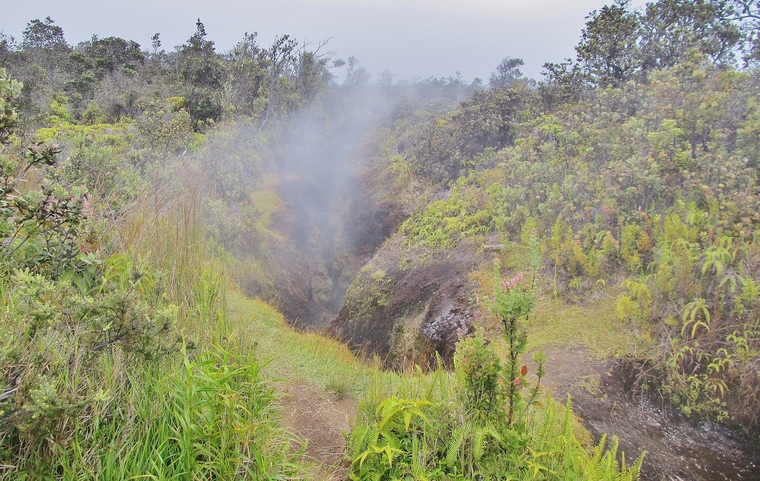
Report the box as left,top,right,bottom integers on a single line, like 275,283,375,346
347,235,643,480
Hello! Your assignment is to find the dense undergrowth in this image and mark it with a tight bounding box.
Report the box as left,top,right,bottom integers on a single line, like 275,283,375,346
0,17,353,476
3,1,760,478
0,49,645,479
346,243,643,480
0,66,302,479
383,56,760,432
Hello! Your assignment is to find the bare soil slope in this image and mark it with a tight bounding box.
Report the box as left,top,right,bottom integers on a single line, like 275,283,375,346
539,345,759,481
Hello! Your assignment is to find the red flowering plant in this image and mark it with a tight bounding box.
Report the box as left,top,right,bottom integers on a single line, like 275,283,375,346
491,267,536,427
454,230,546,431
494,230,546,427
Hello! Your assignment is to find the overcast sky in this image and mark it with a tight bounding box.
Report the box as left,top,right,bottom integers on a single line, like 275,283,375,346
0,0,648,82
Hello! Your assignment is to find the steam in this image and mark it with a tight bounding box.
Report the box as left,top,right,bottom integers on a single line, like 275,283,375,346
201,72,473,327
272,81,399,322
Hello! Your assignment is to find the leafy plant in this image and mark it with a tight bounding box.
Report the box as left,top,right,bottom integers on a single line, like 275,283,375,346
349,397,435,480
347,230,640,480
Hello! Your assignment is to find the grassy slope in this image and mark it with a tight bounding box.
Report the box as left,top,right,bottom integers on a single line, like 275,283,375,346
531,295,634,357
226,283,389,394
225,277,635,453
225,264,637,399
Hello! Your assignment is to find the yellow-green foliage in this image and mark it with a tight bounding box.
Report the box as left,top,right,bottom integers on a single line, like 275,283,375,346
0,65,306,478
529,295,632,356
402,189,494,248
0,160,302,480
35,118,147,210
348,345,643,481
36,117,134,141
248,175,285,238
348,249,642,480
81,100,107,124
389,60,760,428
226,285,388,395
48,93,72,124
167,96,187,111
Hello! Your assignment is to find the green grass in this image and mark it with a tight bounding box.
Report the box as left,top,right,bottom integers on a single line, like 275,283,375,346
0,168,310,480
226,285,398,397
0,124,645,480
45,346,300,481
225,283,464,425
529,294,636,358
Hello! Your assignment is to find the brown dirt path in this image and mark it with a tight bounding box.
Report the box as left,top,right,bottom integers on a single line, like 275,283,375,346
279,380,358,480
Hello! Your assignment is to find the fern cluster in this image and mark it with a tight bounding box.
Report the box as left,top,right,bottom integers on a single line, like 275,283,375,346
347,237,643,480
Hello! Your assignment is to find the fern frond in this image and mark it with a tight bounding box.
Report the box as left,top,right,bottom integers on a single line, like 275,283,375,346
445,425,466,465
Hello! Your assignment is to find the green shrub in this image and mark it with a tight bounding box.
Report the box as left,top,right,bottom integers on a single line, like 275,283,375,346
347,233,642,480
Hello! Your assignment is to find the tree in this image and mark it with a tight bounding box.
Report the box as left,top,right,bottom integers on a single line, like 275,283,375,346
489,57,524,88
228,32,268,116
718,0,760,61
178,19,226,126
540,58,587,107
0,33,16,67
151,33,161,55
573,0,742,88
639,0,741,70
344,56,370,86
60,36,144,110
294,41,332,103
21,17,67,51
257,34,298,125
84,35,144,77
20,17,70,72
575,1,642,86
179,19,224,89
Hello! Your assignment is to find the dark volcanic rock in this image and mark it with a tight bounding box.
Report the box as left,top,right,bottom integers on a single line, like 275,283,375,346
329,237,484,368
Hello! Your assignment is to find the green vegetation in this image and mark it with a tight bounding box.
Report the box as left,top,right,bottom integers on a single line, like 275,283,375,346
1,47,645,477
0,64,303,479
3,0,760,478
335,3,760,437
347,245,643,480
388,56,760,431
